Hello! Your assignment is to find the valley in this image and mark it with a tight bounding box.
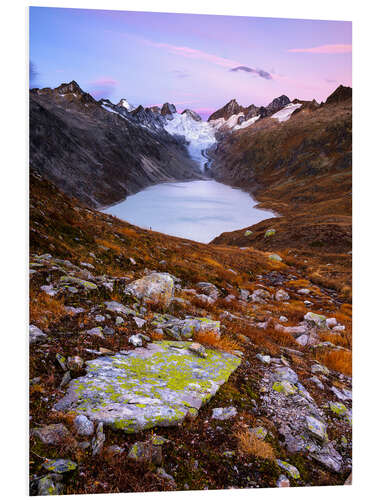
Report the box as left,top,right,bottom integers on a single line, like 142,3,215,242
29,81,352,495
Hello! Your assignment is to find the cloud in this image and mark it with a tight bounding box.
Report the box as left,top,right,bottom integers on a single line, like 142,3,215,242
143,39,242,68
88,78,118,99
288,44,352,54
230,66,272,80
325,78,338,83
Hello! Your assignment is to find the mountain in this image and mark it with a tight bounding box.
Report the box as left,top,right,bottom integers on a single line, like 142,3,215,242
325,85,352,105
210,85,352,255
29,82,203,208
208,99,245,121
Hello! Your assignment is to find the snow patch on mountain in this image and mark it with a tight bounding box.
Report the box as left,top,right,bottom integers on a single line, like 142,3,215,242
271,103,302,122
118,98,135,112
233,115,260,131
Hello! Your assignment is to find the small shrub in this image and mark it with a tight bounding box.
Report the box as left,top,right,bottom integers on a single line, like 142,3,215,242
194,330,240,354
235,429,275,462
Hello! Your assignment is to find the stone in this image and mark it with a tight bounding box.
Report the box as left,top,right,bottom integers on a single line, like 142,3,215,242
251,289,271,304
55,341,241,432
129,334,143,347
333,325,346,332
92,422,105,456
305,415,328,442
134,317,146,328
277,460,300,479
125,273,174,309
188,342,207,358
103,326,114,335
244,230,253,236
60,276,97,290
329,401,348,417
310,442,342,472
56,353,67,371
212,407,237,420
67,356,84,371
32,424,70,445
60,371,71,388
331,386,352,401
309,376,324,390
279,316,288,323
304,312,326,328
240,289,250,301
65,306,85,315
128,441,163,465
274,366,299,384
269,253,283,262
196,282,219,300
86,326,104,339
326,318,338,329
116,316,124,325
276,474,290,487
272,381,297,395
296,334,309,346
37,474,64,496
94,314,105,322
74,415,94,436
275,289,290,301
311,364,330,376
256,354,271,364
105,301,136,316
265,229,276,237
156,467,177,487
29,324,47,344
250,426,268,439
42,459,77,474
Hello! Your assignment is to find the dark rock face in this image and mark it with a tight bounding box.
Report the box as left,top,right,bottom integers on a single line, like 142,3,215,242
29,82,201,208
161,102,177,116
181,109,202,121
208,99,245,121
266,95,291,114
325,85,352,105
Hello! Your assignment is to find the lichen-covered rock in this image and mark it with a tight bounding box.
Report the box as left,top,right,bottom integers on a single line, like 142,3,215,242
32,424,70,445
256,354,271,364
329,401,348,417
211,407,237,420
196,282,219,301
244,230,253,237
272,380,297,395
29,324,47,344
92,422,105,455
42,459,77,474
305,415,328,442
265,229,276,238
304,312,327,328
269,253,283,262
60,276,97,290
55,341,240,433
37,474,64,496
311,364,330,376
273,366,299,385
125,273,174,309
250,426,268,439
105,301,136,316
277,460,300,479
86,326,104,339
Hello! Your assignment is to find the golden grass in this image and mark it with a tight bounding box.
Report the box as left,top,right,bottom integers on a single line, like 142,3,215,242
316,349,352,376
235,429,276,462
29,292,70,329
194,330,241,354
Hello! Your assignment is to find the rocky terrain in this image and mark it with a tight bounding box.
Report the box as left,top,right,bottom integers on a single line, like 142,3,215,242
29,168,352,494
29,82,352,495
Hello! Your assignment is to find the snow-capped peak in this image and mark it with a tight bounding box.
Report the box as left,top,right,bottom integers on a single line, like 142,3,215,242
117,98,135,111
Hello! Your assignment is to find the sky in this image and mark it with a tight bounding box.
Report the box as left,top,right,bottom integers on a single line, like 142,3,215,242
29,7,352,120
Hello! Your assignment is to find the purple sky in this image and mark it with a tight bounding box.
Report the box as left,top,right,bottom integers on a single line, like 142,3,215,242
29,7,352,120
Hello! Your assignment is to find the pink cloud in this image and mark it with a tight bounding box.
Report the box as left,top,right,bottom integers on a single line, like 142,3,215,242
143,40,242,68
288,44,352,54
89,77,118,86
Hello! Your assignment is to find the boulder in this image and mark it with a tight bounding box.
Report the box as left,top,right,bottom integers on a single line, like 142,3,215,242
125,273,174,309
211,407,237,420
32,424,70,445
29,324,47,344
54,341,240,433
304,312,327,328
74,415,94,436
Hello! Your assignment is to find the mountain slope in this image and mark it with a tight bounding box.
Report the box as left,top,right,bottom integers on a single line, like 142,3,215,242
30,82,202,208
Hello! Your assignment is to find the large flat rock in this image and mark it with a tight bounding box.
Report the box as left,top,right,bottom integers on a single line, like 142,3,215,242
55,341,241,432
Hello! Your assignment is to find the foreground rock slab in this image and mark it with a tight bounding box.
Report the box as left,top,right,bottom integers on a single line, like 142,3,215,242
55,341,241,432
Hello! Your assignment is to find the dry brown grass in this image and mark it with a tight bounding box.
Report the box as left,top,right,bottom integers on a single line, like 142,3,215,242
29,292,70,329
194,330,241,354
316,349,352,376
235,429,276,462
